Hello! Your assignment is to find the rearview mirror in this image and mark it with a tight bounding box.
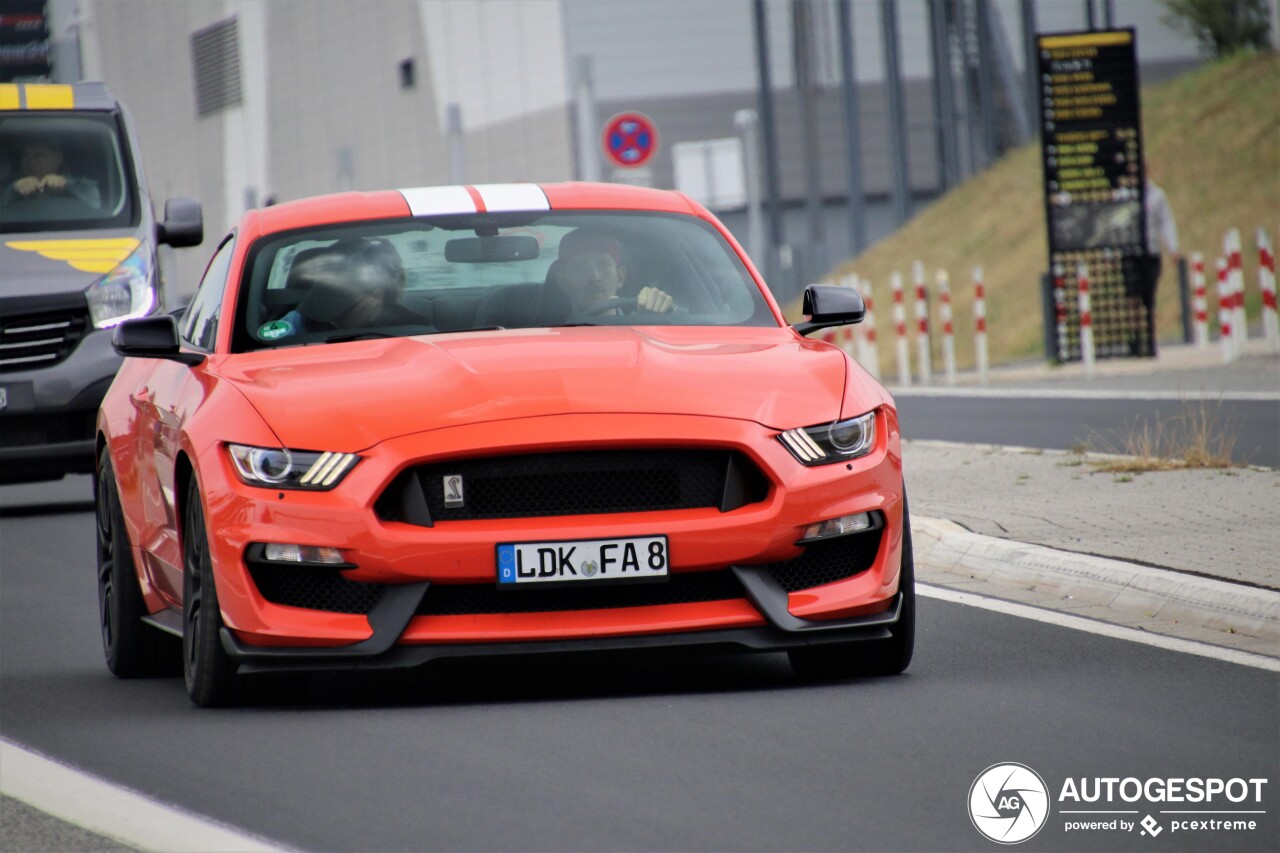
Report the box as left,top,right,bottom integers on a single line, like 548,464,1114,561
793,284,865,336
444,235,540,263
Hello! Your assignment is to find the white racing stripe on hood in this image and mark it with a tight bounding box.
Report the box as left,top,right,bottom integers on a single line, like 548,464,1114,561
474,184,550,211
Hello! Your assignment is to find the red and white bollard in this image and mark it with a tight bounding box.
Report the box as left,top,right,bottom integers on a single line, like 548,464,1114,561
1217,257,1235,364
891,271,910,387
1258,227,1278,354
840,273,858,357
1052,262,1069,363
1077,262,1095,378
1226,228,1246,358
912,260,932,385
856,276,880,378
1191,253,1209,347
936,269,956,386
973,265,989,385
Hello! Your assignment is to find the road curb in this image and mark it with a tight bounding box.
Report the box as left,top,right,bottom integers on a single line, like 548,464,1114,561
912,515,1280,648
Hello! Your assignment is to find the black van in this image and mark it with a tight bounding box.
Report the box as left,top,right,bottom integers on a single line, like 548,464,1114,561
1,82,203,483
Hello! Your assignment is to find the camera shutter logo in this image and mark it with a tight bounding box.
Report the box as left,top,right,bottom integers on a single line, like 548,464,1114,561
969,763,1051,844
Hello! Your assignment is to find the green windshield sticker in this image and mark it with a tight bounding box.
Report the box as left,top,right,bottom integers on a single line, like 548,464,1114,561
258,319,294,340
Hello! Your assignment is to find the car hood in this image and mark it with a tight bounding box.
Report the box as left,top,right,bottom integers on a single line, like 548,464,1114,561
218,327,852,451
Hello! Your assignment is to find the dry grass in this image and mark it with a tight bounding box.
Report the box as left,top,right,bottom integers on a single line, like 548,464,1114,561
1085,398,1239,473
797,52,1280,377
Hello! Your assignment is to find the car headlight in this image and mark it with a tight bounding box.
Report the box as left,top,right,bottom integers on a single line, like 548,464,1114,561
85,243,156,329
227,444,360,490
778,410,877,466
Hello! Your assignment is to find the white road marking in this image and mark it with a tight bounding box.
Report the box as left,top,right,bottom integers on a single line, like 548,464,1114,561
892,387,1279,402
919,584,1280,672
0,738,291,852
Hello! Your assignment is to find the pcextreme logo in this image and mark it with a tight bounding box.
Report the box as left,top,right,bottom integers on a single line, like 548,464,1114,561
969,764,1270,845
969,763,1051,844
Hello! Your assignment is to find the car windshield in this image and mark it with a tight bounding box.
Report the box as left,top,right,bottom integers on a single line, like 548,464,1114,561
0,113,136,232
233,211,777,351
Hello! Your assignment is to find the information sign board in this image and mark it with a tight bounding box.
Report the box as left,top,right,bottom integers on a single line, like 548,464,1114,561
1038,29,1151,360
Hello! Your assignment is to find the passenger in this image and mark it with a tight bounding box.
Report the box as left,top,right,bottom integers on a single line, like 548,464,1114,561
554,229,674,316
284,238,428,335
3,138,100,208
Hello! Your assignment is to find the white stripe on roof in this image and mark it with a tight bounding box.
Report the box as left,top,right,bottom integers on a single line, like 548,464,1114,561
398,185,475,216
474,183,550,212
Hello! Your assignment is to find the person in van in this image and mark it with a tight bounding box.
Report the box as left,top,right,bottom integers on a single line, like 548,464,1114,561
3,138,100,208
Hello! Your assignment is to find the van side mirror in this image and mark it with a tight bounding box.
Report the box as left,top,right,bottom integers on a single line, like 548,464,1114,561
792,284,865,336
157,197,204,248
112,316,205,366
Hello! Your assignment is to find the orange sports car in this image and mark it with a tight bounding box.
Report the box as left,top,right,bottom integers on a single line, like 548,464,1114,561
95,182,913,706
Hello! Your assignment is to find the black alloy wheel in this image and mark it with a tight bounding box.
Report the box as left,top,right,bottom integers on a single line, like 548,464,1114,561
96,446,179,677
182,477,238,706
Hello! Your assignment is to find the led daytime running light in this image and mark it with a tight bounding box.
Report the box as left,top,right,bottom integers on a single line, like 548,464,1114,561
227,444,360,490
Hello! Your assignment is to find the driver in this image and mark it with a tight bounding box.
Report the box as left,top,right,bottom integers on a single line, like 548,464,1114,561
556,229,674,316
3,139,100,207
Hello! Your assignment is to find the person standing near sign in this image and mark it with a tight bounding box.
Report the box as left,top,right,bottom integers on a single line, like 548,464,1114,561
1134,175,1180,355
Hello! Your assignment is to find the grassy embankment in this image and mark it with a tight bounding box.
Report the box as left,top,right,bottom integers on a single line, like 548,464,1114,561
795,51,1280,376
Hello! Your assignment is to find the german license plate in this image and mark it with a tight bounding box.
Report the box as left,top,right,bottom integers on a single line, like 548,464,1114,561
497,536,668,586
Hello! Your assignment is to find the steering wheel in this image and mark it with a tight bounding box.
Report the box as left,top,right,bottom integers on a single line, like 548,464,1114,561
580,296,638,317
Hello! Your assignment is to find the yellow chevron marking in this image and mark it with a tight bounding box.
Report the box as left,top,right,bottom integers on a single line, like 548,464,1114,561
21,84,75,109
6,238,139,274
0,85,19,110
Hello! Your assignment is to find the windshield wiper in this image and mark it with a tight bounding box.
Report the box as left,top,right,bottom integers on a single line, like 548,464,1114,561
323,331,397,343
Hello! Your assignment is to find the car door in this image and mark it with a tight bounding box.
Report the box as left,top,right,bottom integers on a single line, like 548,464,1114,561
135,237,234,604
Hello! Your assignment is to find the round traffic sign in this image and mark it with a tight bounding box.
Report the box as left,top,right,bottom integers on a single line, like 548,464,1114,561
602,112,658,168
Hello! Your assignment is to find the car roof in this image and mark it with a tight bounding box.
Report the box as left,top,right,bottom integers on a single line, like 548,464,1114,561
253,182,706,236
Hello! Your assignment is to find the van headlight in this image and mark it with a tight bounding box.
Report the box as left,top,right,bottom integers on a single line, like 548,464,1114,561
777,411,877,465
86,243,155,329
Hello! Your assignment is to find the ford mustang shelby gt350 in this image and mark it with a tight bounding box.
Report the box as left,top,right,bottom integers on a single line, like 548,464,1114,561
95,182,913,705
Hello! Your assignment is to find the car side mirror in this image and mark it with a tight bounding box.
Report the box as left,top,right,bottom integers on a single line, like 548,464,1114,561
792,284,865,336
157,197,204,248
112,316,205,366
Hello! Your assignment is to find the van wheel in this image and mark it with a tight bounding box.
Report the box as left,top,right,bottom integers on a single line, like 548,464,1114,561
96,447,179,677
182,478,238,706
788,498,916,679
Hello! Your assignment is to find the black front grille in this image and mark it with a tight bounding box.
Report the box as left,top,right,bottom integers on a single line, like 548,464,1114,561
0,410,96,448
247,563,388,614
418,568,744,616
377,450,768,524
0,306,89,373
764,528,883,592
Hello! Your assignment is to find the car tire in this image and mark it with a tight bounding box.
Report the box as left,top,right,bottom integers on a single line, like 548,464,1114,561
96,447,180,677
788,497,916,679
182,477,238,707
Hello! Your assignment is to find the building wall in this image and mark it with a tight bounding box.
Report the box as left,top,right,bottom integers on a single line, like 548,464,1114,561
77,0,1205,298
263,2,445,200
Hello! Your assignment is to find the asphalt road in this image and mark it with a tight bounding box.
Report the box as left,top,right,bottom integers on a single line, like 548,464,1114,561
895,396,1279,468
1,480,1277,852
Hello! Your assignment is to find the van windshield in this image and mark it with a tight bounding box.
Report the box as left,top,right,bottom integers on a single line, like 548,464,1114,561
0,113,137,233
